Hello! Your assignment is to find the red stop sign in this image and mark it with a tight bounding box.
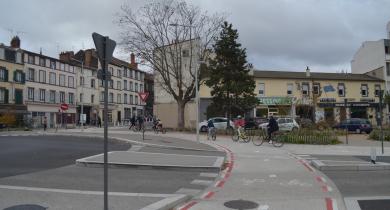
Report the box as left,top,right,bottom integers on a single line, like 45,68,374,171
60,103,69,111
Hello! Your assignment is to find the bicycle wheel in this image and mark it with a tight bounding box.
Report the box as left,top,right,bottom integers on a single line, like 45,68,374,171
242,133,250,143
253,135,265,146
211,131,216,141
232,130,239,142
272,134,284,147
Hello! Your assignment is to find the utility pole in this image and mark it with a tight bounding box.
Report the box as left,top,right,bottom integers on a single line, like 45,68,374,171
379,90,384,154
344,98,348,145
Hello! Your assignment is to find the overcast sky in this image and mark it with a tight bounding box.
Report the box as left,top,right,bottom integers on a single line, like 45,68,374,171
1,0,389,72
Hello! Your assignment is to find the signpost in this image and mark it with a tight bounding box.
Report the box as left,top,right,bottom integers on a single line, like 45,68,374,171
60,103,68,111
92,32,116,210
138,92,149,102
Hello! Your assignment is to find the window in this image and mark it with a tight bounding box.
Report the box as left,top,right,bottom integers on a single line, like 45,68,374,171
28,68,35,81
375,84,381,97
387,62,390,76
0,68,7,81
49,72,56,85
14,70,23,83
118,69,121,77
60,63,65,71
287,83,293,95
117,94,121,104
28,88,34,100
135,71,139,80
91,79,95,88
124,94,128,104
361,84,368,97
130,95,134,104
80,93,83,103
109,93,114,103
100,91,104,102
130,81,133,91
68,76,74,88
124,80,127,90
39,89,45,102
50,60,56,69
39,70,46,83
80,76,84,86
386,46,389,54
140,73,144,81
139,84,143,92
59,74,65,86
258,83,265,96
0,88,6,104
313,83,320,95
338,83,345,97
135,96,138,105
109,80,113,89
123,69,127,77
28,55,34,64
39,58,45,66
5,49,15,62
91,95,95,104
60,91,65,103
50,91,56,103
109,67,113,75
135,82,138,92
302,83,309,95
117,81,121,90
69,93,74,104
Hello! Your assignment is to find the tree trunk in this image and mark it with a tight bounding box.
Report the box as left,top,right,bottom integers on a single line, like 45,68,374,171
177,100,186,129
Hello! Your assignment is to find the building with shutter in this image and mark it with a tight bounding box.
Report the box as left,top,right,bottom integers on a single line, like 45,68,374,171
0,36,27,125
23,49,77,128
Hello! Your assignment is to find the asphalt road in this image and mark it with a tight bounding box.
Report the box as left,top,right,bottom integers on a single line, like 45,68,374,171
0,135,131,178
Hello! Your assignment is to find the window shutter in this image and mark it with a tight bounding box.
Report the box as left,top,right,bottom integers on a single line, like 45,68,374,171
22,72,26,84
4,89,9,104
13,71,16,81
4,69,8,81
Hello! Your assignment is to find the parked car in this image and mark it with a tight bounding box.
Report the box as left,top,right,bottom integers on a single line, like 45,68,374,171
332,118,372,134
199,117,234,132
244,117,268,129
258,117,300,132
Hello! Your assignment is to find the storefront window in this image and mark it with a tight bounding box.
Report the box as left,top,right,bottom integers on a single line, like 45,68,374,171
338,83,345,97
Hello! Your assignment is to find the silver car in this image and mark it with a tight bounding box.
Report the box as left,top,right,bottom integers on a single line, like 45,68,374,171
199,117,234,132
258,117,299,132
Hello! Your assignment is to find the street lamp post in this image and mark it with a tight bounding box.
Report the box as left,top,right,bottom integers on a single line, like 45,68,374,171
71,58,84,131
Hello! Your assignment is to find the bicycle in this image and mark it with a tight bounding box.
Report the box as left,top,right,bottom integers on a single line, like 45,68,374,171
253,129,284,147
232,127,251,143
153,124,166,134
207,127,216,141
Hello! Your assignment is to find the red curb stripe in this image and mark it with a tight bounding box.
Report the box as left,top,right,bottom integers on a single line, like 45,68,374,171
325,198,333,210
299,160,313,172
216,180,225,187
316,176,325,183
224,172,231,179
178,201,197,210
203,191,215,199
322,185,328,192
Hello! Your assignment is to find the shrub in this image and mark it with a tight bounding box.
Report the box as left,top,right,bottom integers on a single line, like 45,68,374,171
369,129,390,141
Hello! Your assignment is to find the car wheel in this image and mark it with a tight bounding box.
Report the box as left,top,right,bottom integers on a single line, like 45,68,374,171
356,128,361,134
200,126,208,132
292,127,298,132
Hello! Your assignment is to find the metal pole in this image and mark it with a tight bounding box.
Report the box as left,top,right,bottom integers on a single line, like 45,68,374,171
379,90,384,154
344,98,348,145
81,61,84,131
196,60,199,143
103,37,109,210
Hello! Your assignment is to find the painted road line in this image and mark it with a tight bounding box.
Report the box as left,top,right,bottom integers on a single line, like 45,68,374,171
325,198,338,210
299,159,314,172
202,191,215,199
322,185,333,192
190,179,213,186
215,180,225,187
316,176,327,184
199,172,218,178
0,184,173,198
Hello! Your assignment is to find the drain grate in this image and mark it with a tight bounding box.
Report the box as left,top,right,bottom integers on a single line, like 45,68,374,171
3,204,47,210
224,199,259,210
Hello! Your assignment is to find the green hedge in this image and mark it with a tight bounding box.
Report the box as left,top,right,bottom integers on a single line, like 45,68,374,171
369,129,390,141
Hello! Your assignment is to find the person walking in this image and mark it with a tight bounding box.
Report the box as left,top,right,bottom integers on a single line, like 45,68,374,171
137,115,144,131
129,115,136,130
43,116,47,131
98,116,102,128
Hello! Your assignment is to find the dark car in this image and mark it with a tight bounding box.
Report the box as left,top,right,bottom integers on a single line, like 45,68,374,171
333,118,372,134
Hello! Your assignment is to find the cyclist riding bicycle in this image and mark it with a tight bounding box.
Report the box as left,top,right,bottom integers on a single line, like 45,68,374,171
207,119,216,140
234,115,245,136
267,115,279,143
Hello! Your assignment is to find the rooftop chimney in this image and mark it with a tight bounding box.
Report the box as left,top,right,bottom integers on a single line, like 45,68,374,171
10,36,20,48
306,66,310,77
59,51,74,62
130,53,138,69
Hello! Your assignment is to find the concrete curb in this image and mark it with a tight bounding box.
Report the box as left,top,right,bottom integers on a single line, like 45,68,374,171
311,159,390,171
139,194,191,210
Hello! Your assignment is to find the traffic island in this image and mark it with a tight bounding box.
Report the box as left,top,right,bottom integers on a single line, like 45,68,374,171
311,159,390,171
76,151,225,172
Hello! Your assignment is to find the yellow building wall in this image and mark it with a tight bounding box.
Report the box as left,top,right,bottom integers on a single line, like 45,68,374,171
0,60,25,104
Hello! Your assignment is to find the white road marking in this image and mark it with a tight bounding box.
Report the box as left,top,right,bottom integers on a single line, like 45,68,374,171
199,172,218,178
190,179,213,186
242,178,265,186
258,204,269,210
264,159,269,162
269,174,277,178
0,184,174,197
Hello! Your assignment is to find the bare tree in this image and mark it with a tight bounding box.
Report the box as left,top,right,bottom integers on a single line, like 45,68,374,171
116,0,224,128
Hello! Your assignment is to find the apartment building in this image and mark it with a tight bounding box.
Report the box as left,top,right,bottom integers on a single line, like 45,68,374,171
0,36,27,123
23,49,77,128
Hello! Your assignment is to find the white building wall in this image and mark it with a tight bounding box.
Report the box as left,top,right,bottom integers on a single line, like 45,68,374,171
351,40,385,75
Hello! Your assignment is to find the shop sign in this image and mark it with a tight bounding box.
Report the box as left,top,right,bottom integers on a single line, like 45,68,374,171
318,102,379,108
319,98,336,103
258,97,292,105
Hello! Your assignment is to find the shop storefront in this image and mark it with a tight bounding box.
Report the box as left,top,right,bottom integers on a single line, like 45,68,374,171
255,97,294,118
